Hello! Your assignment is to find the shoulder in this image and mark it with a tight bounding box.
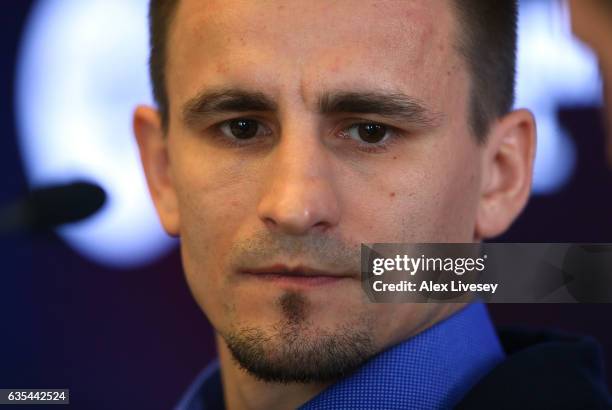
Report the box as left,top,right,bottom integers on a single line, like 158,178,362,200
456,328,612,410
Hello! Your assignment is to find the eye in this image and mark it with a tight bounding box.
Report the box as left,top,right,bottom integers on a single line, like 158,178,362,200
219,118,263,140
346,123,390,144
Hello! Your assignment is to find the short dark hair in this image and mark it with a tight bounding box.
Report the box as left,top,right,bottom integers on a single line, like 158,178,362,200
148,0,179,130
148,0,518,141
452,0,518,141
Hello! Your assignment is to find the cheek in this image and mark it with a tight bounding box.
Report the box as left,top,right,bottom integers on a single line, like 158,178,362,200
172,135,262,238
415,138,481,241
336,139,481,243
171,143,262,319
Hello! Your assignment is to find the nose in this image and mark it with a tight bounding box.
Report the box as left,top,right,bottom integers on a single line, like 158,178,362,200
257,133,340,236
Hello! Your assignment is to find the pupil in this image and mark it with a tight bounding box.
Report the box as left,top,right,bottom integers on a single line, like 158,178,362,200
230,119,257,139
358,124,386,143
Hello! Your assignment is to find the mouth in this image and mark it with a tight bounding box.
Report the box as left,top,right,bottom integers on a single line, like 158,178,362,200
239,264,355,289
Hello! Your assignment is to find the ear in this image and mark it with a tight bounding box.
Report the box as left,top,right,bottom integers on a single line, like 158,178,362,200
133,105,180,237
475,109,537,240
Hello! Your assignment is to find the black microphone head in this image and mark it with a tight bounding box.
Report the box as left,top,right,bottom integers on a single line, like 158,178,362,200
26,181,107,231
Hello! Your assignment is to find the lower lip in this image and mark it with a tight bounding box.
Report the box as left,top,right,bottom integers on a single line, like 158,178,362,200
244,273,348,288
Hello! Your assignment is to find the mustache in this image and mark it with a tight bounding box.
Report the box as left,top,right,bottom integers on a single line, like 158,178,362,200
228,231,361,273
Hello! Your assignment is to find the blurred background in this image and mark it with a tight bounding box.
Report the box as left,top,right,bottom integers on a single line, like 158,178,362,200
0,0,610,409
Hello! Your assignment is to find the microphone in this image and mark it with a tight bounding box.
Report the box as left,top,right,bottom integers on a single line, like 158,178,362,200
0,181,107,234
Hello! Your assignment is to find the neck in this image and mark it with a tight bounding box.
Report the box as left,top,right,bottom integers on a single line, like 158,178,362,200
215,334,333,410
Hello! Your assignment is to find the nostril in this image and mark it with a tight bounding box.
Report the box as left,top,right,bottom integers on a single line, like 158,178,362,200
313,220,332,232
263,217,278,229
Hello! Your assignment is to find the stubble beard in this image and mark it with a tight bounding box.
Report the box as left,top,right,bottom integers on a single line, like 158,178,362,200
222,290,377,384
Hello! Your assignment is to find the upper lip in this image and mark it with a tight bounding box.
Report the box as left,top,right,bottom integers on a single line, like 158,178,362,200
240,264,354,278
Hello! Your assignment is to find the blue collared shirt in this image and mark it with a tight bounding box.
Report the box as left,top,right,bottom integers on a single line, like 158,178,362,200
176,303,504,410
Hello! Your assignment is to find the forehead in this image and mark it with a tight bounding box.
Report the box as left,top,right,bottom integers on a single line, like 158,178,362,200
166,0,461,110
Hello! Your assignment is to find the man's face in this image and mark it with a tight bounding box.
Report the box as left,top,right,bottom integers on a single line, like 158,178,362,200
161,0,483,381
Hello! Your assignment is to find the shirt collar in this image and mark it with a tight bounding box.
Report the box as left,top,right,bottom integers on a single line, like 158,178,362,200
176,302,504,410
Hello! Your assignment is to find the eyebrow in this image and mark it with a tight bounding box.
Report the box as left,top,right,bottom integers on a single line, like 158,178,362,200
182,89,278,126
319,91,443,128
182,87,442,129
